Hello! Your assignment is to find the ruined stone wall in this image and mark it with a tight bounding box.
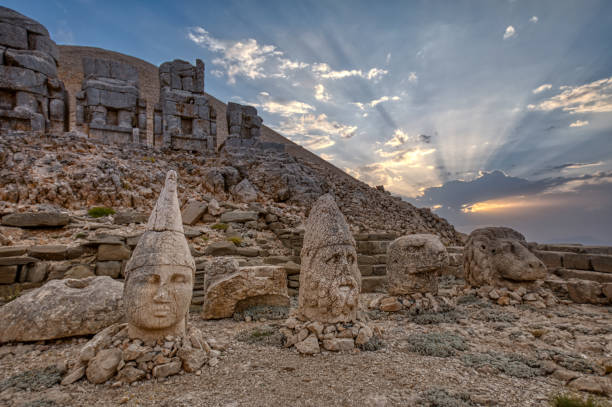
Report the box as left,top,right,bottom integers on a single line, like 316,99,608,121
154,59,216,153
75,57,146,144
0,6,67,134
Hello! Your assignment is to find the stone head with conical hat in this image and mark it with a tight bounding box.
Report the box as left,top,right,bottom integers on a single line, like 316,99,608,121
298,194,361,323
123,170,195,341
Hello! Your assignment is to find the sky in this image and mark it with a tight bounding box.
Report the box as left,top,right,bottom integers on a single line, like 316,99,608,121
6,0,612,244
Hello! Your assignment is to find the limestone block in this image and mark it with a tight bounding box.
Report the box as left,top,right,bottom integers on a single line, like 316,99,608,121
361,276,386,293
0,277,124,342
0,21,27,49
27,244,68,260
357,240,389,255
98,244,131,261
231,179,258,203
83,57,110,78
590,254,612,273
30,34,59,62
49,98,64,120
567,279,606,304
15,91,37,112
534,250,564,269
194,59,205,92
1,211,69,227
0,265,17,284
0,245,28,257
117,109,132,127
4,49,57,77
386,234,448,295
86,348,122,384
96,261,122,278
220,210,258,223
563,253,590,270
181,200,208,225
0,65,47,94
201,265,289,319
109,59,138,83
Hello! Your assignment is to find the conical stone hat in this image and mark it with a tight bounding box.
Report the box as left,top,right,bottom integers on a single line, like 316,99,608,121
301,194,355,254
125,171,195,276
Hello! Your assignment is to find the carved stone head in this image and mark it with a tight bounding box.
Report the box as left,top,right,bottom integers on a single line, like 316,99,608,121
123,171,195,340
464,227,546,289
298,194,361,323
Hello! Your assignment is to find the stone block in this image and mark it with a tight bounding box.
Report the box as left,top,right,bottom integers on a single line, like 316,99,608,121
563,253,590,270
181,201,208,225
1,211,69,228
96,261,122,278
0,65,47,94
25,262,48,283
203,241,237,256
29,34,59,62
535,250,564,269
4,49,57,77
27,245,68,260
49,98,64,120
97,244,131,261
0,265,17,284
590,254,612,273
361,276,386,293
83,57,110,78
356,240,389,255
0,245,28,257
555,268,612,284
0,22,27,49
220,210,258,223
0,256,38,266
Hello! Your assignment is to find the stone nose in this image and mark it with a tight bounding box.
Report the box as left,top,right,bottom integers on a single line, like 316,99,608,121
153,283,171,303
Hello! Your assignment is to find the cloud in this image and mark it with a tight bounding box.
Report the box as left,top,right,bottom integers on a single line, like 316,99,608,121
386,53,392,64
352,96,401,111
532,84,552,94
312,63,388,81
530,16,538,23
257,96,315,117
528,77,612,113
408,72,418,83
276,113,357,143
314,84,330,102
320,153,335,161
569,119,589,128
503,25,516,40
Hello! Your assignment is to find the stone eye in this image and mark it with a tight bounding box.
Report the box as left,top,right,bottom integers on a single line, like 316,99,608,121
481,245,486,250
171,274,186,283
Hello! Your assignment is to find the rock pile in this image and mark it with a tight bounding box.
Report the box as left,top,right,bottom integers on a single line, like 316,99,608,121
0,6,67,133
75,57,146,144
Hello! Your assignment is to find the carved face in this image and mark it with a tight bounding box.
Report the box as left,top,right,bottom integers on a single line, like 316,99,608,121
299,244,361,322
125,265,193,331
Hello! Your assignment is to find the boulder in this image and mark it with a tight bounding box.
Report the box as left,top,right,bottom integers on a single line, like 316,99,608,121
201,266,289,319
27,245,68,260
95,261,122,278
295,334,320,355
97,243,131,261
386,234,448,295
0,276,124,343
86,348,122,384
220,210,258,223
567,279,608,304
181,200,208,225
113,211,147,225
203,241,238,256
231,179,258,203
1,211,70,228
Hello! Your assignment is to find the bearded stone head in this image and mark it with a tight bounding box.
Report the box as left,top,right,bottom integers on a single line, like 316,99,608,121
464,227,546,289
298,194,361,323
123,171,195,341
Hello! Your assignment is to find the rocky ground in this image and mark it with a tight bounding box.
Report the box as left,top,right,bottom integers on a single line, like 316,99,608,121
1,285,611,407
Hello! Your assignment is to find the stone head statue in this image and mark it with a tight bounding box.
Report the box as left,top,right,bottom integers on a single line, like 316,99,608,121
298,194,361,323
464,227,546,289
124,171,195,341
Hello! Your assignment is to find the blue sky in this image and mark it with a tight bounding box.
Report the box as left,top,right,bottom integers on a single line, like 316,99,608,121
7,0,612,244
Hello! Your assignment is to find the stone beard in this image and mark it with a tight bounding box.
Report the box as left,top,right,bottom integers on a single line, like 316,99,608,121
298,244,361,323
124,263,192,340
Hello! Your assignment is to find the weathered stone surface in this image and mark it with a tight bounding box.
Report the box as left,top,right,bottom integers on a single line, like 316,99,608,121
116,366,145,383
0,245,28,257
86,348,122,384
204,241,238,256
231,179,258,203
322,338,355,352
361,276,387,293
0,256,37,266
563,253,590,270
1,211,69,227
534,250,564,269
464,227,547,289
124,171,195,341
177,347,208,372
25,261,48,283
181,200,208,225
113,211,148,225
220,210,258,223
295,334,320,355
64,264,95,279
97,244,131,261
556,268,612,284
0,265,17,284
298,194,361,323
386,234,448,295
0,276,124,343
201,265,288,319
152,359,182,378
27,244,68,260
379,296,402,312
590,254,612,273
567,279,607,304
95,261,122,278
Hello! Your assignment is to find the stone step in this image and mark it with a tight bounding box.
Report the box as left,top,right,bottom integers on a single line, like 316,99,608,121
537,244,612,255
0,246,28,258
359,264,386,276
361,276,386,293
0,256,38,266
555,268,612,284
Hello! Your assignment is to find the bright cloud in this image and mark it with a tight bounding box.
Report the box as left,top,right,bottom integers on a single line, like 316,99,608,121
352,96,400,110
314,84,330,102
530,16,538,23
503,25,516,40
320,153,335,161
384,129,412,147
408,72,418,83
312,63,388,80
569,119,589,128
532,84,552,94
258,99,314,117
528,77,612,113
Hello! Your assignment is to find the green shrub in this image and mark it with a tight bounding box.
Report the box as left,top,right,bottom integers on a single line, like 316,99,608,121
142,156,155,163
87,207,115,218
551,393,606,407
227,236,242,245
404,332,468,357
211,223,229,231
461,351,544,378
